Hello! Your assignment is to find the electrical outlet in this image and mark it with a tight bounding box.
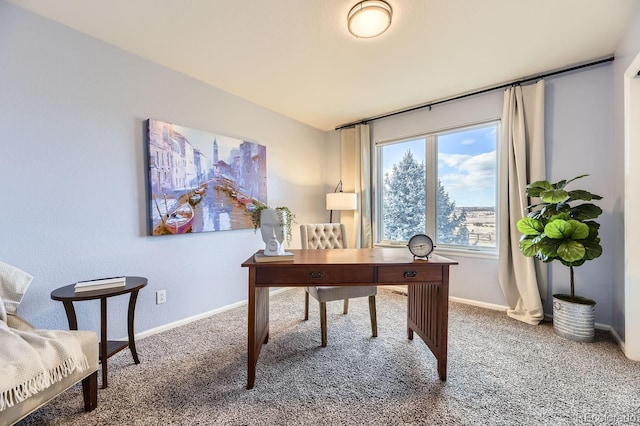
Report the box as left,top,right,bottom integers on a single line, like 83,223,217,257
156,290,166,304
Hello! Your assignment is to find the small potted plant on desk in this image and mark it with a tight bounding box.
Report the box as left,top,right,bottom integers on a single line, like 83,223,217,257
250,205,296,256
516,174,603,342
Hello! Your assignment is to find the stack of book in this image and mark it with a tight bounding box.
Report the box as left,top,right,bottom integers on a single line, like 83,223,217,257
74,277,126,292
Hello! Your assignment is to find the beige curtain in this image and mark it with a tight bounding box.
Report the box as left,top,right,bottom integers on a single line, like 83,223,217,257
498,80,547,325
340,124,373,248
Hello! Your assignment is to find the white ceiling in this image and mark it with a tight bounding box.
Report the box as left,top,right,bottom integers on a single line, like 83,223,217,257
7,0,639,130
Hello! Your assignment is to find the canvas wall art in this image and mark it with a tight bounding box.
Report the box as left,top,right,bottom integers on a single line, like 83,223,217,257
147,119,267,235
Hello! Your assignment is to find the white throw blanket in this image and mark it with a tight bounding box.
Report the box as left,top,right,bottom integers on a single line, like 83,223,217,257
0,322,89,411
0,261,89,411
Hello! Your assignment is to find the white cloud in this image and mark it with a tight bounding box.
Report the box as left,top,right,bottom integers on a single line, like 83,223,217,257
439,153,469,168
439,151,496,192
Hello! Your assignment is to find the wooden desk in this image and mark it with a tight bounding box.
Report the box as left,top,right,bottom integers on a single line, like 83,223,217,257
51,276,147,388
241,248,457,389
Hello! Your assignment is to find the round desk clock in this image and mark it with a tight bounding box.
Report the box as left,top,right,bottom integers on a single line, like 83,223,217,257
407,234,435,259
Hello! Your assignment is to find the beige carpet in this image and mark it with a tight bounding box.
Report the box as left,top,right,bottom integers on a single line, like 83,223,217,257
17,288,640,425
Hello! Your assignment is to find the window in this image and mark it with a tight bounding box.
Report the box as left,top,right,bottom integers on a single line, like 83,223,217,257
375,121,498,252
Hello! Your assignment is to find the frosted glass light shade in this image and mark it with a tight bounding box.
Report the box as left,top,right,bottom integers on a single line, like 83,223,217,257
326,192,358,211
347,0,392,38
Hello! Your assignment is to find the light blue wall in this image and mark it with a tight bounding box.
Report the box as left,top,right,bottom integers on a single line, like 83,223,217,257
0,1,328,338
544,64,613,323
612,5,640,340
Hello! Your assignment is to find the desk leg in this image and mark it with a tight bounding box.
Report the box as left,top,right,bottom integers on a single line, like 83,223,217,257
127,289,141,364
439,266,450,381
100,297,108,389
61,301,78,330
247,268,269,389
406,266,450,381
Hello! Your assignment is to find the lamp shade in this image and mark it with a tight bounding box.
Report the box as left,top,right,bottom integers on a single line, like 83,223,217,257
326,192,357,211
347,0,392,38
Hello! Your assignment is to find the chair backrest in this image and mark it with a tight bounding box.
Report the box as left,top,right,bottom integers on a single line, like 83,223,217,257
300,223,349,249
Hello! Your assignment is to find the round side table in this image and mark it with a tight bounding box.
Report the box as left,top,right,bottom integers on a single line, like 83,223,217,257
51,276,147,388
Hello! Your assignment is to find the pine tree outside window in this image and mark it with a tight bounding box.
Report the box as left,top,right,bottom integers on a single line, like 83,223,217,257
375,121,498,252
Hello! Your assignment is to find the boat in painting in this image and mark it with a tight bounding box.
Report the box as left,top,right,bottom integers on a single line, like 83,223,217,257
188,192,202,206
164,203,194,234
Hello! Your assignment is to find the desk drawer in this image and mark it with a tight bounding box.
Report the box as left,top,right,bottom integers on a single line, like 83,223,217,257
256,266,374,284
377,265,442,283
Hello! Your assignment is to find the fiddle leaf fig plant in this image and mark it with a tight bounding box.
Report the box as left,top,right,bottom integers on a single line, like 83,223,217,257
516,174,603,301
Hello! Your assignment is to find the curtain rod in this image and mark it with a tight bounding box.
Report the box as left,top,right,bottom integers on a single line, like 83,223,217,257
334,56,614,131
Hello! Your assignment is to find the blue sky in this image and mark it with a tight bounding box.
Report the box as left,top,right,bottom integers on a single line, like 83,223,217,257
381,123,497,207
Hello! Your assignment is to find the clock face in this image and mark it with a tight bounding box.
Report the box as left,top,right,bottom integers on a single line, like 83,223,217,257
407,234,434,258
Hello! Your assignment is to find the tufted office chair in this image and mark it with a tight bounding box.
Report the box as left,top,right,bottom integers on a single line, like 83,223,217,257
300,223,377,347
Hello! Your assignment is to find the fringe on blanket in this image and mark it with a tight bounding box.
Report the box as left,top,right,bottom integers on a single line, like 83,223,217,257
0,355,89,411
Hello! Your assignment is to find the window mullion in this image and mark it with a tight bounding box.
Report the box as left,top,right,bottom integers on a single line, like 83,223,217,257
426,135,437,238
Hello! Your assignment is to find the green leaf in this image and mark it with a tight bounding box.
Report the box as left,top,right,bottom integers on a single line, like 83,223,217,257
526,180,552,197
548,212,571,222
569,220,589,239
582,240,603,260
544,220,572,239
540,189,569,204
539,203,570,219
570,203,603,220
538,236,561,253
544,219,588,240
557,240,586,262
554,179,568,190
562,174,589,186
567,190,602,201
519,239,539,257
538,237,561,258
584,220,601,232
517,217,543,235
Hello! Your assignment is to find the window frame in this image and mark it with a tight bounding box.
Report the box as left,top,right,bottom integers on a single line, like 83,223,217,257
373,119,500,255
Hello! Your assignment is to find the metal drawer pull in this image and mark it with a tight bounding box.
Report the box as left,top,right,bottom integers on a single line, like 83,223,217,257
404,271,417,279
309,271,324,279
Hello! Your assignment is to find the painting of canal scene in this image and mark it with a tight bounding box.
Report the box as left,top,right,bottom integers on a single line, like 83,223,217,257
147,119,267,235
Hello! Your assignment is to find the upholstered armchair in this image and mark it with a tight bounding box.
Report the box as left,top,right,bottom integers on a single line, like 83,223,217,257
299,223,377,347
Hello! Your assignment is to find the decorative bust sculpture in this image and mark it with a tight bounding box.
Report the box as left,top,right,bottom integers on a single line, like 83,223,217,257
259,209,286,256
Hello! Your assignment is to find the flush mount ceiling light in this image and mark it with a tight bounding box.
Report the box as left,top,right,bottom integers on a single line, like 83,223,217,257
347,0,393,39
